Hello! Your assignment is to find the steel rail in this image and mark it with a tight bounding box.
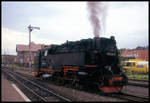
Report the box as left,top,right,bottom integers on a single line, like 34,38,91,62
127,82,148,88
106,93,149,102
2,68,72,102
2,69,47,101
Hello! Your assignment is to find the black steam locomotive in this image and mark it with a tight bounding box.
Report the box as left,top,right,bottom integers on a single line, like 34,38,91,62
34,36,128,93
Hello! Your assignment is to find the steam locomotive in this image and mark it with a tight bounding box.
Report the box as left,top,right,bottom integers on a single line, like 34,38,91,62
34,36,128,93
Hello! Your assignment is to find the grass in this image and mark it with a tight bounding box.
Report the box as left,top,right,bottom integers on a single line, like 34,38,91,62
8,64,20,69
124,69,149,80
7,64,30,70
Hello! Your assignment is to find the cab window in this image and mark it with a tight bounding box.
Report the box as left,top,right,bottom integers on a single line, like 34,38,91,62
44,50,48,56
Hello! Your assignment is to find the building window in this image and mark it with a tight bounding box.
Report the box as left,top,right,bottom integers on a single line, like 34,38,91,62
137,65,144,68
124,62,135,66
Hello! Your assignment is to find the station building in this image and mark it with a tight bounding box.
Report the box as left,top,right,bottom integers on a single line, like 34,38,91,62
16,42,45,67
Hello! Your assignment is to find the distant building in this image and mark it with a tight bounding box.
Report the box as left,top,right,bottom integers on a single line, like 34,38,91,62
2,55,17,64
120,46,149,61
16,42,45,66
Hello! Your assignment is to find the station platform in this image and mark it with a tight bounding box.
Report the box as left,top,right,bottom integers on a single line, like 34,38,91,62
2,74,31,102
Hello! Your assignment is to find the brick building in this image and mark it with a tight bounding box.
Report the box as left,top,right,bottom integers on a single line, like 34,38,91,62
16,42,45,66
120,46,149,61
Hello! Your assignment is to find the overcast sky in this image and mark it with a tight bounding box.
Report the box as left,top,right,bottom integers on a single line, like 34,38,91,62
2,1,149,55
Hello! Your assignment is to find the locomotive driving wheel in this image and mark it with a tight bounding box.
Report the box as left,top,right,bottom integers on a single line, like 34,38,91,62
117,85,123,93
71,75,83,90
71,75,78,88
54,74,63,85
39,75,43,80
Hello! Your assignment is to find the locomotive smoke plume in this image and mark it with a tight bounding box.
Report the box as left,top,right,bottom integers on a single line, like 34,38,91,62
87,2,107,37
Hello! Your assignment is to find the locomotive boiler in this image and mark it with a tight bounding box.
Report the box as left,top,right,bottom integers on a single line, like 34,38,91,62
34,36,128,93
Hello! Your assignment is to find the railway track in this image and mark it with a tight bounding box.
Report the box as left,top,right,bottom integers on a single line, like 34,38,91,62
3,66,149,88
106,93,149,102
84,86,149,102
2,66,149,102
2,68,72,102
128,79,148,82
128,80,149,88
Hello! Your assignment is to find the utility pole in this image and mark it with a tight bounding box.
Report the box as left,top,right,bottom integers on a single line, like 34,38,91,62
28,25,40,73
4,50,6,67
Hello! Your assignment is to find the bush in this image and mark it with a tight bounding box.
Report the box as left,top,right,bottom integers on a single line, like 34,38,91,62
124,69,148,79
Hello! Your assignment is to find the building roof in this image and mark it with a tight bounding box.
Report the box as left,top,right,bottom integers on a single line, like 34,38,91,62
16,42,44,52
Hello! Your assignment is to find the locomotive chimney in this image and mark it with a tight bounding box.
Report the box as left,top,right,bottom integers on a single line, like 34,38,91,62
93,36,100,50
